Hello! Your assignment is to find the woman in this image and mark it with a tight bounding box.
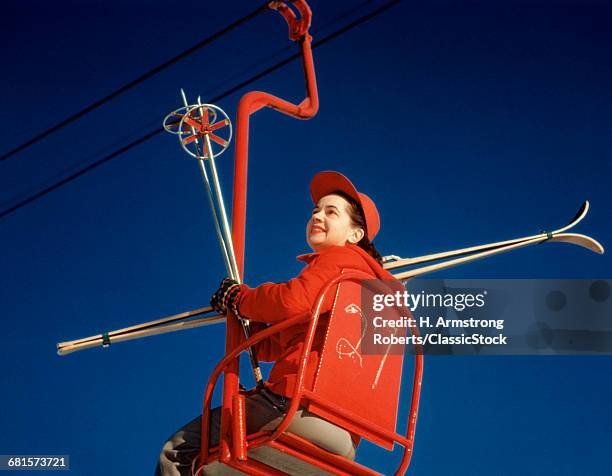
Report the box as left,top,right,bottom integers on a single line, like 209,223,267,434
156,171,397,476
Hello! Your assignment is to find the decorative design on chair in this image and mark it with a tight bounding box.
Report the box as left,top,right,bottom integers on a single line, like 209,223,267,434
335,302,367,367
372,339,394,390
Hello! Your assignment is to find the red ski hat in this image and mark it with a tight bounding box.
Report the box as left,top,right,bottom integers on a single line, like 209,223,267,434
310,171,380,241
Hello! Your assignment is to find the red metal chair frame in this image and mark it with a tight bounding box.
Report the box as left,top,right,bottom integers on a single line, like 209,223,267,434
197,271,424,475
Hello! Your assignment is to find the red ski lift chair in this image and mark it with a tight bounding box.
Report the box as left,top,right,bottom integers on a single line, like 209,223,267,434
196,271,424,475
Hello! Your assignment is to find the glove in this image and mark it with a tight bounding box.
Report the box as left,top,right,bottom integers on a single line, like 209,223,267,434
210,278,242,316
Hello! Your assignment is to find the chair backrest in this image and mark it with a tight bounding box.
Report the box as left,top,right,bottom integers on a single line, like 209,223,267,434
305,276,407,450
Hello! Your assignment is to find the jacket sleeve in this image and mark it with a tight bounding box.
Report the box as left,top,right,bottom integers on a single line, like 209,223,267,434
237,249,348,324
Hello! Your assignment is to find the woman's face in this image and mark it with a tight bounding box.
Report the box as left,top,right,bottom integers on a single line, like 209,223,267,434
306,194,365,252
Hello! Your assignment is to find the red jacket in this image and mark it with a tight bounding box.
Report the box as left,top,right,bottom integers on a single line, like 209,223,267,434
238,244,396,398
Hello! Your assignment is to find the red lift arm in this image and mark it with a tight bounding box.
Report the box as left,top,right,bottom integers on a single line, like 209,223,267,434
220,0,319,467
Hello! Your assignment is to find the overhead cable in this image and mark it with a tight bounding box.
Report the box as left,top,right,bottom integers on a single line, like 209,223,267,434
0,0,401,220
0,2,270,162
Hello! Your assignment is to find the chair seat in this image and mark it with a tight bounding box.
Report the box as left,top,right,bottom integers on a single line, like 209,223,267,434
203,432,380,476
203,445,337,476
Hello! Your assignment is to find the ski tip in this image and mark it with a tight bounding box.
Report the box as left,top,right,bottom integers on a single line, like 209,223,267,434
551,233,604,254
588,237,605,255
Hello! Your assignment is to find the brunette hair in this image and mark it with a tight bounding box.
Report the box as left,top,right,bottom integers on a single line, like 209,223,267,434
334,191,384,265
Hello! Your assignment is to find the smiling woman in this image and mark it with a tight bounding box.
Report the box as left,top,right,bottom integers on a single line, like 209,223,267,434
156,171,398,475
307,193,365,251
306,171,383,264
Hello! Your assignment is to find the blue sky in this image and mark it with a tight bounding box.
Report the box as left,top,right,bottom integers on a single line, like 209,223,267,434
1,1,610,474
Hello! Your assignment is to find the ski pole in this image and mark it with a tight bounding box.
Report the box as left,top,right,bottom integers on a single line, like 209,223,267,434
177,91,263,386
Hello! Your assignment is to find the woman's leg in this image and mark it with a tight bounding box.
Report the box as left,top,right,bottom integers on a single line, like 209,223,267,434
284,408,356,460
155,392,286,476
155,413,207,476
155,390,355,475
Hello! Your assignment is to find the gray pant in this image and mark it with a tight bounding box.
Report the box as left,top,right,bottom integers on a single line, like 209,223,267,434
155,389,356,476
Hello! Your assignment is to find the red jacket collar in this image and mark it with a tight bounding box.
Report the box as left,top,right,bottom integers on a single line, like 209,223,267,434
296,244,346,263
296,252,317,263
297,244,397,281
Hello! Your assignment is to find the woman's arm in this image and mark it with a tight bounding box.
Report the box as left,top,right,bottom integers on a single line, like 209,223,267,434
238,249,349,324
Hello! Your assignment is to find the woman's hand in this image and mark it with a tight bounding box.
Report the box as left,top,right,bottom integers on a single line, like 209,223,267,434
210,278,242,316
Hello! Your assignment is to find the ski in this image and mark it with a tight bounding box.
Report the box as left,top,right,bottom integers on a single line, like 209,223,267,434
57,202,603,356
383,201,595,271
